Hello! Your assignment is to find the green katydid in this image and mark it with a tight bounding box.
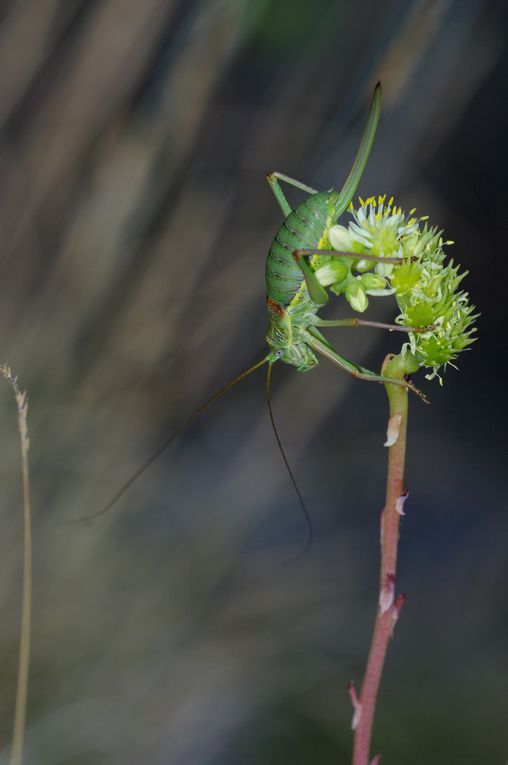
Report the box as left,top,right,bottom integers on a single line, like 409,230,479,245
69,83,429,527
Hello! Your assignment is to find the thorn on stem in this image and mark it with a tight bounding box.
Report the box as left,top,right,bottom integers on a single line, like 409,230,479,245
379,573,395,614
347,681,362,730
370,756,381,765
396,489,409,515
391,592,406,635
384,413,402,447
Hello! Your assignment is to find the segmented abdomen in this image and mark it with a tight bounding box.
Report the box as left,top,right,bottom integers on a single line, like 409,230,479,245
265,191,332,307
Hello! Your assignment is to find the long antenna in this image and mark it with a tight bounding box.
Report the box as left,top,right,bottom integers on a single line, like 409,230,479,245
266,363,313,559
62,356,269,525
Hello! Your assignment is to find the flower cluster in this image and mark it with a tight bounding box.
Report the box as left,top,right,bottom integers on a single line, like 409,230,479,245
326,196,477,379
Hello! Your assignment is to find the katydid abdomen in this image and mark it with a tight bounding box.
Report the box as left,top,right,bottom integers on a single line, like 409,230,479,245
265,190,339,307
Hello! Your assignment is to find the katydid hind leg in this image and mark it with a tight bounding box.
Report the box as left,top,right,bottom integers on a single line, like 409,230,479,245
294,249,405,265
266,172,319,217
291,245,403,308
335,82,381,216
292,249,329,304
316,317,434,334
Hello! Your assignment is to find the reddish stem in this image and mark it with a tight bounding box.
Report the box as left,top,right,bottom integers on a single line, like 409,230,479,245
351,354,414,765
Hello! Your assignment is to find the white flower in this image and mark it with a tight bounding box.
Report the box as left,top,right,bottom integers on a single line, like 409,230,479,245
349,196,420,259
328,224,354,252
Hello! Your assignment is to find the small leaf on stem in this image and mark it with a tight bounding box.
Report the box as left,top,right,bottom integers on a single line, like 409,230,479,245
395,489,409,515
391,593,406,635
384,413,402,446
379,573,396,614
348,681,362,730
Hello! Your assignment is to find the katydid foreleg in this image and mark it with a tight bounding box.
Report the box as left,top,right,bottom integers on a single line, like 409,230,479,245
315,318,433,333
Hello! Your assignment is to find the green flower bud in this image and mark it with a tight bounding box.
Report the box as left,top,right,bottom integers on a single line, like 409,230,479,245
315,261,348,287
353,258,373,273
346,279,369,313
338,197,477,381
393,237,477,377
390,258,423,296
360,272,389,294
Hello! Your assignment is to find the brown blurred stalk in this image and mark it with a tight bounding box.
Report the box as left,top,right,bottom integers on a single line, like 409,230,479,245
1,365,32,765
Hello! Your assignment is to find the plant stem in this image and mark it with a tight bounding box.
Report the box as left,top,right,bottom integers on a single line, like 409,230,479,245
351,353,417,765
1,365,32,765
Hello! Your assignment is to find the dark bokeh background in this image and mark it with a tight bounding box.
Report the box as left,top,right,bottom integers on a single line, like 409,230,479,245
0,1,506,763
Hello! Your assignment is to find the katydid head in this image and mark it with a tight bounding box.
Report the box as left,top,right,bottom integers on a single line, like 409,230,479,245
266,328,318,372
265,333,318,372
265,296,319,372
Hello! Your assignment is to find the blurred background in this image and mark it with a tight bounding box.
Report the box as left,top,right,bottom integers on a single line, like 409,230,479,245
0,1,506,763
